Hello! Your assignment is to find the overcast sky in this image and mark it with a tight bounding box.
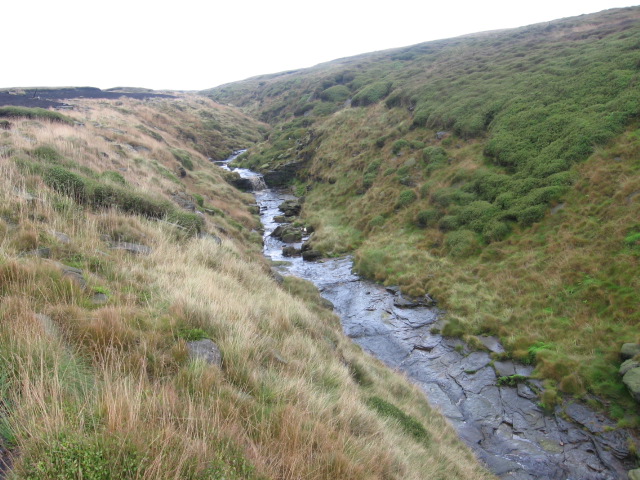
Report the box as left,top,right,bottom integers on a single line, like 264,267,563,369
4,1,637,91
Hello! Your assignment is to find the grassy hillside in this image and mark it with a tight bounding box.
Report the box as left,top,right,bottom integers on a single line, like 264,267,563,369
204,7,640,420
0,98,491,478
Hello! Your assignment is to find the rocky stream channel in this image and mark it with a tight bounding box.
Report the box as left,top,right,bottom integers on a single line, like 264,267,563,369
219,153,638,480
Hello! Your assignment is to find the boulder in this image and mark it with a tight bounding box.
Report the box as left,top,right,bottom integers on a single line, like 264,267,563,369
281,230,302,243
278,199,302,217
282,246,301,257
60,265,87,290
274,215,287,223
271,225,302,243
621,343,640,360
629,469,640,480
262,160,306,186
197,232,222,245
302,250,322,261
91,293,109,305
622,368,640,402
187,339,222,367
54,232,71,244
620,359,640,376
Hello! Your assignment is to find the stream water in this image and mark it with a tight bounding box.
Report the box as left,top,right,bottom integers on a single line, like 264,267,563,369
217,153,636,480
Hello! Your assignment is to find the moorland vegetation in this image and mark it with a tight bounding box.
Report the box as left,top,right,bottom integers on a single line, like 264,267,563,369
205,7,640,421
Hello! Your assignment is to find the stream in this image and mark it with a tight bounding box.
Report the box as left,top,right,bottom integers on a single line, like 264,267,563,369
218,153,636,480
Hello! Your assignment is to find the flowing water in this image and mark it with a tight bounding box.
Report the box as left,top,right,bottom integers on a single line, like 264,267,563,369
218,154,636,480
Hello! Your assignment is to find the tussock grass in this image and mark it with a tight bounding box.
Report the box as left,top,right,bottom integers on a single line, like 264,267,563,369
0,97,491,478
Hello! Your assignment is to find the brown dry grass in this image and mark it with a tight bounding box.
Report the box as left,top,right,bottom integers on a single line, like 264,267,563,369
0,101,492,478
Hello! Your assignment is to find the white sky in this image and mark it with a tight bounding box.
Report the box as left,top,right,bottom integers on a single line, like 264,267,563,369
4,1,637,91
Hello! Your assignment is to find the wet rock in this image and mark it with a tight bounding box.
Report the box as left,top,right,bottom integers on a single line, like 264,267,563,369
516,383,537,400
282,246,301,257
262,160,306,186
302,250,322,261
622,368,640,402
621,343,640,360
278,199,302,216
110,242,152,255
394,294,419,308
477,335,505,354
274,215,287,223
271,224,303,243
494,360,516,377
420,382,464,420
564,402,612,434
187,339,222,367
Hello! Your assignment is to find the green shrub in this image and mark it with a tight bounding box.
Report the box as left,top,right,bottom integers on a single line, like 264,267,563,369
193,193,204,207
396,190,417,208
366,396,430,445
457,201,499,233
352,81,393,106
368,215,385,228
20,433,145,480
513,204,547,226
415,209,442,228
392,139,411,155
438,215,460,232
363,172,377,189
481,220,511,242
43,166,86,201
168,211,205,234
444,230,480,257
171,149,194,170
0,106,74,124
432,188,475,207
422,146,447,163
320,85,351,102
313,102,339,116
32,145,63,163
100,170,127,185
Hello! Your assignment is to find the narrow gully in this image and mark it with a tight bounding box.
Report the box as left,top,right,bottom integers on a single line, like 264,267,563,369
216,152,636,480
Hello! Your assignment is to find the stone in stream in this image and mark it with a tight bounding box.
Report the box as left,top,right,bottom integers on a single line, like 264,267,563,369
301,250,322,261
282,246,301,257
278,199,302,216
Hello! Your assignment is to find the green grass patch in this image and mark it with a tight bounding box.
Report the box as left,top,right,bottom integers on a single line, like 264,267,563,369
0,106,74,124
367,396,430,445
